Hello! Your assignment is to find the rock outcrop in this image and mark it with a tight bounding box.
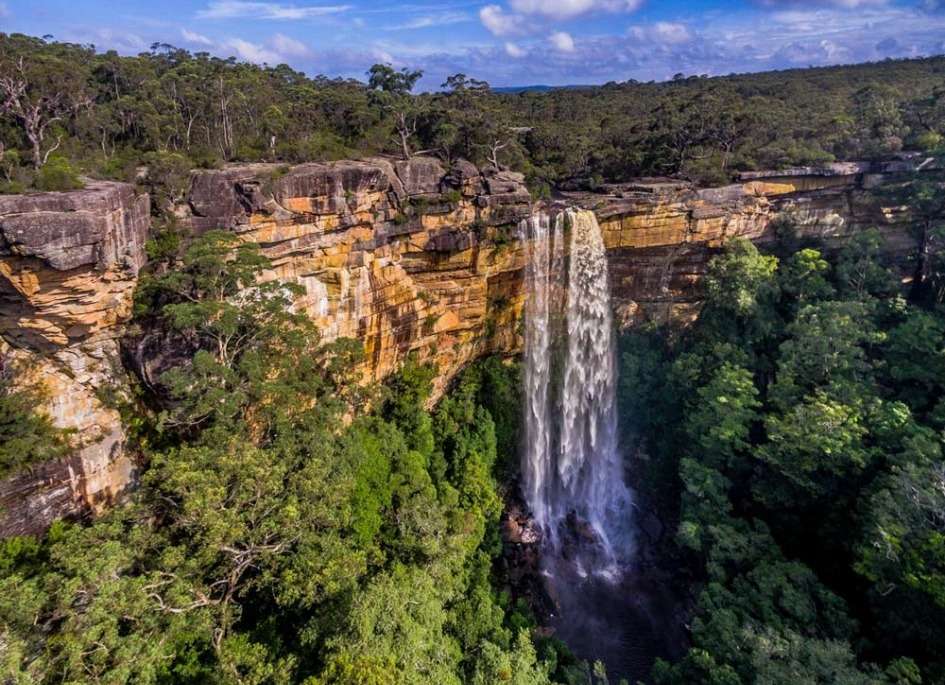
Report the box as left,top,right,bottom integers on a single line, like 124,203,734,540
163,157,532,398
1,154,939,537
0,181,148,536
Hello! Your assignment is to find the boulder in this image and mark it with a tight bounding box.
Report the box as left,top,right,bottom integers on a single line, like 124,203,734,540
0,181,148,272
187,164,280,231
394,156,446,198
273,161,390,214
484,168,527,195
442,159,483,197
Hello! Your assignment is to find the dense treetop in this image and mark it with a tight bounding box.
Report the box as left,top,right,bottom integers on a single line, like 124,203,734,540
2,32,945,194
619,219,945,684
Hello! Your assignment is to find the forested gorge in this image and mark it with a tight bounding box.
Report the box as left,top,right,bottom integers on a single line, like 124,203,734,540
3,29,945,685
2,32,945,195
5,202,944,685
1,230,562,684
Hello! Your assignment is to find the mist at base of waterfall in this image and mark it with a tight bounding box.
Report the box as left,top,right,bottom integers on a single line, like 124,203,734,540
543,557,678,684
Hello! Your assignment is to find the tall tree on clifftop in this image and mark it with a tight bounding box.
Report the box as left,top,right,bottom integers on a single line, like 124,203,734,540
0,38,92,168
367,63,425,159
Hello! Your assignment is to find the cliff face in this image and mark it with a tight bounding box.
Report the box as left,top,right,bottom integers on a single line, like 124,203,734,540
0,182,149,536
580,160,933,326
0,156,938,537
155,157,533,398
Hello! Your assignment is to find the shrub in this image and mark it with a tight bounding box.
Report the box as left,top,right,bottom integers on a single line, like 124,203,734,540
97,150,139,183
34,157,84,192
0,180,27,195
0,377,71,478
916,130,944,152
140,151,192,212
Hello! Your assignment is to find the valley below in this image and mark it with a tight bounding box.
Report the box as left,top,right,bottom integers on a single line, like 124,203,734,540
2,151,943,685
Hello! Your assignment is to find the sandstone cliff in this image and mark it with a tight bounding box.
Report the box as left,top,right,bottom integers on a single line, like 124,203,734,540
581,158,935,325
148,157,534,398
0,181,149,536
0,155,939,536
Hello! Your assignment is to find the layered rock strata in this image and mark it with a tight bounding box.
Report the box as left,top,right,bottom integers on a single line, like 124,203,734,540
0,182,149,536
165,157,533,398
1,154,939,536
577,157,938,325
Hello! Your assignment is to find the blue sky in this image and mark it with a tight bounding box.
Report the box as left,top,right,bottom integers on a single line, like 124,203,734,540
2,0,945,88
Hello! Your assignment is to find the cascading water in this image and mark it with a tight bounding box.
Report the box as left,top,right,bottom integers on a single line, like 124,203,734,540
522,208,634,570
521,208,671,682
522,211,562,539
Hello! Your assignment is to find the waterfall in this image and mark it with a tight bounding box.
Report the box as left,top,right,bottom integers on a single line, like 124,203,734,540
522,208,634,572
522,212,563,533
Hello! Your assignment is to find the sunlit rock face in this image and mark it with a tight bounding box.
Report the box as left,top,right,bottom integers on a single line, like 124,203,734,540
0,182,149,535
575,157,935,327
170,157,533,399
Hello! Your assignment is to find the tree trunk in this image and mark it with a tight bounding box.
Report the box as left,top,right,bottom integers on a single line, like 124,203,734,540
911,219,937,302
30,136,42,169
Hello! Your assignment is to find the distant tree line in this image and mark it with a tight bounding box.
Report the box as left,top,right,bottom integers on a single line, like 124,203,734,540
2,32,945,195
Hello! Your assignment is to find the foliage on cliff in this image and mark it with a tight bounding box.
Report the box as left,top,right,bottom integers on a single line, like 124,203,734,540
619,229,945,683
0,235,551,685
0,374,70,479
2,31,945,193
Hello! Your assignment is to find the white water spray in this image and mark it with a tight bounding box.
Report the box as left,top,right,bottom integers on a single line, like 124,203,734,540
522,212,562,533
522,208,634,571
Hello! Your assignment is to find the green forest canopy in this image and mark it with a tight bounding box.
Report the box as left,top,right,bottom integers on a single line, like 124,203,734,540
618,226,945,685
2,32,945,194
0,231,566,685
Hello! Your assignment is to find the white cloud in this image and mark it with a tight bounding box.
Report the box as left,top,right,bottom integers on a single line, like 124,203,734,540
479,0,643,42
179,30,310,61
829,0,887,6
509,0,642,19
505,41,526,57
386,12,470,30
197,1,350,20
629,22,693,44
756,0,888,7
480,5,524,36
181,28,215,46
550,31,576,52
650,21,692,44
223,37,282,63
88,28,147,52
271,32,311,56
771,37,850,62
